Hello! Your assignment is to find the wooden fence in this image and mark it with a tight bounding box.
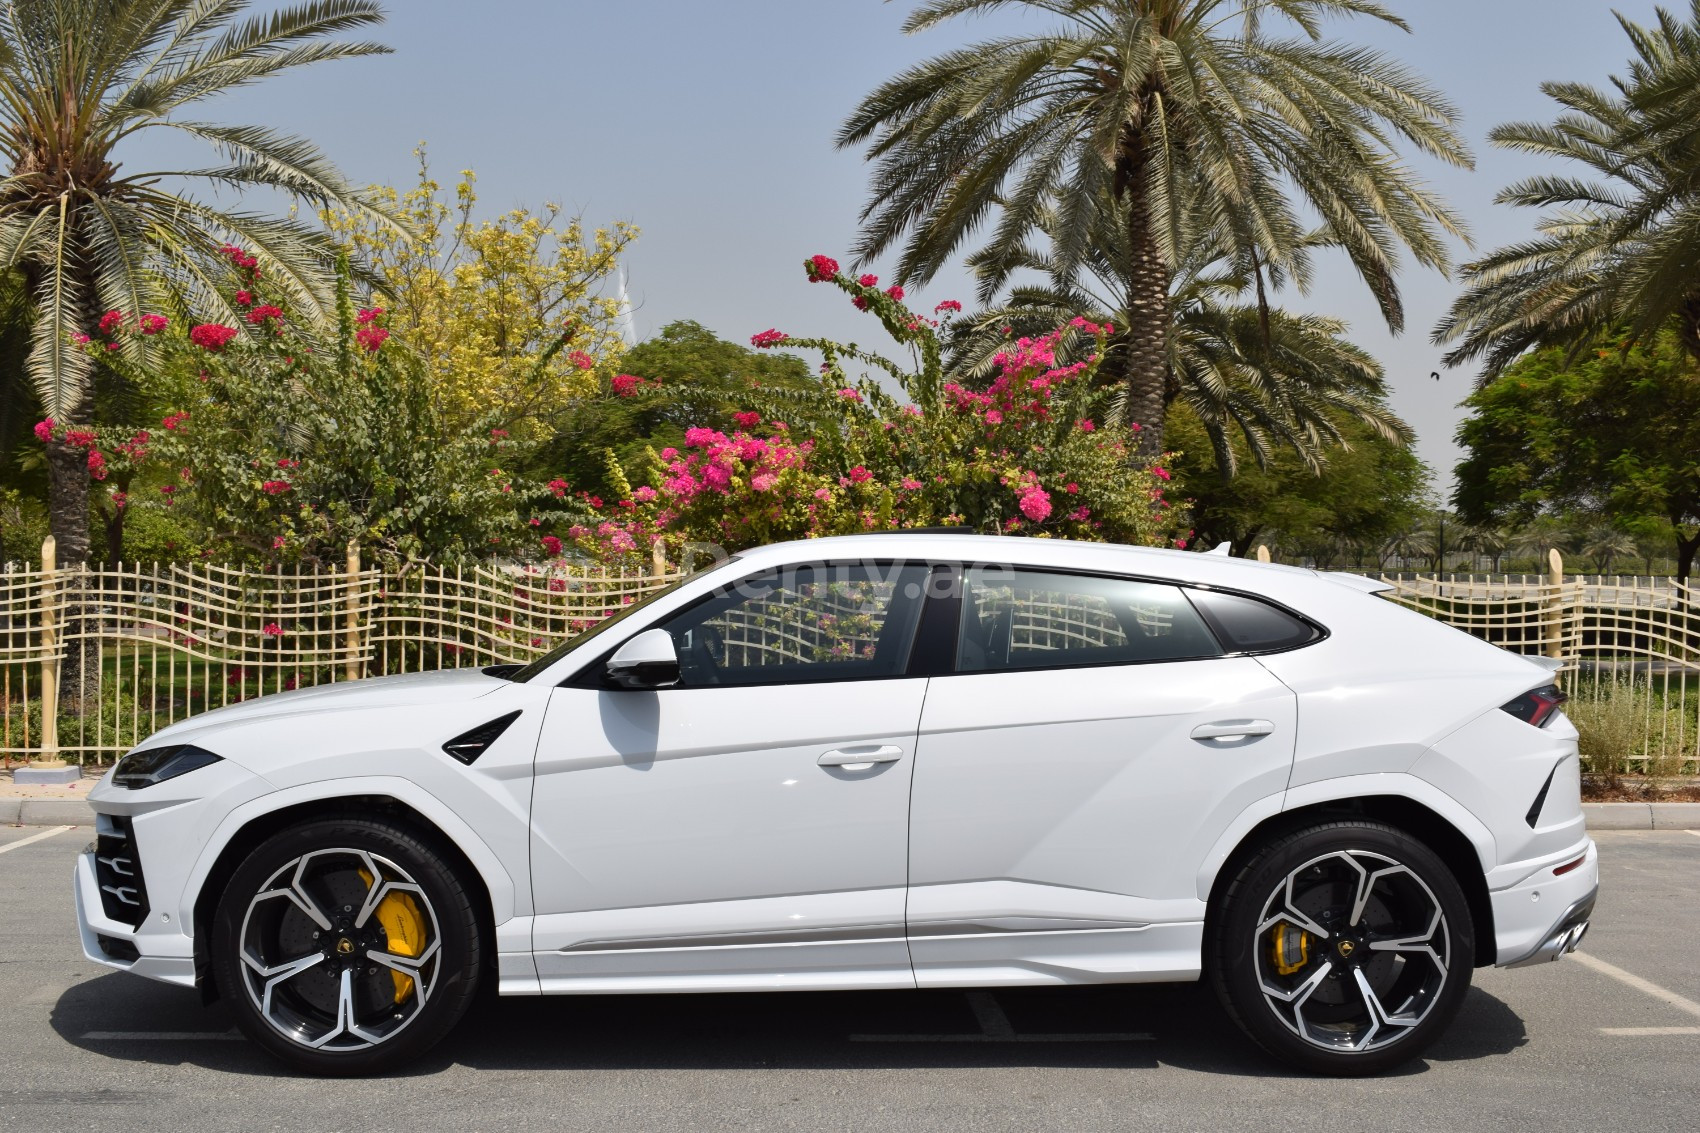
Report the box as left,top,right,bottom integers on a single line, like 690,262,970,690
2,538,676,765
2,540,1697,774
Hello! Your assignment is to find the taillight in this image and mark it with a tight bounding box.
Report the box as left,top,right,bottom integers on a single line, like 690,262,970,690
1501,684,1567,729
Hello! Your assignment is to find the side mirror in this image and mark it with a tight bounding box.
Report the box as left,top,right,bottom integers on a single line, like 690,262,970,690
605,628,680,690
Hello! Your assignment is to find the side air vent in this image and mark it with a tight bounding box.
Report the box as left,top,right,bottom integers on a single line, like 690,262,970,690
1526,762,1560,828
94,815,149,928
442,710,522,765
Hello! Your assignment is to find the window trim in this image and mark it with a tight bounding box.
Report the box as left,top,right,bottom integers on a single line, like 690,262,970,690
927,563,1329,677
564,559,938,691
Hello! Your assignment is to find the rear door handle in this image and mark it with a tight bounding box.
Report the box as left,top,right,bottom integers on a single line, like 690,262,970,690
818,745,904,769
1190,719,1276,741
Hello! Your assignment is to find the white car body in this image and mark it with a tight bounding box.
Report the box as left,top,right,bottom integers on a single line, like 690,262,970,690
74,533,1597,1006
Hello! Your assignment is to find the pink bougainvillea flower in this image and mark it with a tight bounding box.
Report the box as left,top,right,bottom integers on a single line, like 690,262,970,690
356,306,385,324
858,274,879,287
489,428,509,441
72,333,91,345
262,622,283,637
732,410,761,429
190,323,238,351
885,285,905,302
1065,482,1080,494
633,485,658,502
65,428,97,448
272,536,286,549
611,373,644,397
138,314,169,336
1152,466,1171,481
112,491,128,510
547,478,569,498
162,411,189,431
355,326,389,352
33,419,54,443
245,304,284,325
87,450,107,480
1018,485,1052,523
901,478,923,491
541,535,564,557
98,310,125,336
805,254,840,282
751,472,777,492
837,387,863,402
750,328,788,349
984,409,1003,425
813,487,832,500
934,299,963,314
847,465,873,483
261,480,291,495
234,290,254,307
568,350,596,370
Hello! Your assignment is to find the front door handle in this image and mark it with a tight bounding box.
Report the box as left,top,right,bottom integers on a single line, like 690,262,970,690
818,745,904,769
1190,719,1276,741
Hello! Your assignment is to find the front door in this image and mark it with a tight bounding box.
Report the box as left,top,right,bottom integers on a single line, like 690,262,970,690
906,565,1298,986
529,561,932,992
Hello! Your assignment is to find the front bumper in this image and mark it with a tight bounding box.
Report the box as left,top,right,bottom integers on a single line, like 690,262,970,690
1492,838,1599,968
74,843,196,987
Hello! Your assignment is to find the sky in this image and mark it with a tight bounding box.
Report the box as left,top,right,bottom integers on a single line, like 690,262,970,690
188,0,1675,494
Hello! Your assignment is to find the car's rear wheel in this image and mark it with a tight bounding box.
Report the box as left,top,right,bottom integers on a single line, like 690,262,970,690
1209,820,1474,1075
211,815,483,1075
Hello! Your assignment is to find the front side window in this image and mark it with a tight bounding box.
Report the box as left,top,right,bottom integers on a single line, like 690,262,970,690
659,562,931,687
955,567,1222,673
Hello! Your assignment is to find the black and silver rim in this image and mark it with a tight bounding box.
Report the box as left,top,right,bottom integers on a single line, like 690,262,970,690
1254,849,1450,1054
238,848,442,1051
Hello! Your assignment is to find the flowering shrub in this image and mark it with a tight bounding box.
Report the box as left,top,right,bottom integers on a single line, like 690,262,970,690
554,256,1178,565
94,255,589,564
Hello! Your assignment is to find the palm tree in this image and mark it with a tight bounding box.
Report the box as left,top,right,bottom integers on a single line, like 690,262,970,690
839,0,1471,453
1455,522,1509,573
0,0,396,564
1435,3,1700,376
1581,524,1639,576
946,204,1412,474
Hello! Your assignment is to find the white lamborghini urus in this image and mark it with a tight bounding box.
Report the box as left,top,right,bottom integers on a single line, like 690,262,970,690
74,534,1597,1075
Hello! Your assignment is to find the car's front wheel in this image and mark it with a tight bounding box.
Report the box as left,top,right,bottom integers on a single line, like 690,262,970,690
211,815,483,1075
1209,820,1474,1075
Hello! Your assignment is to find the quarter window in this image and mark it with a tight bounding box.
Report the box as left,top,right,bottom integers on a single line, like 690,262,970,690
659,562,930,687
955,567,1223,672
1187,589,1320,653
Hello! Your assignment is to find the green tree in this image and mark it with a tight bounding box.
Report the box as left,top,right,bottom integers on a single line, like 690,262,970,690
539,320,821,499
1436,3,1700,375
1453,330,1700,579
0,0,396,565
840,0,1470,452
1167,405,1426,564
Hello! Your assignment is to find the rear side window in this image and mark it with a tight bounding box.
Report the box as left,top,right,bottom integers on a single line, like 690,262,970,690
955,567,1223,673
1186,589,1320,653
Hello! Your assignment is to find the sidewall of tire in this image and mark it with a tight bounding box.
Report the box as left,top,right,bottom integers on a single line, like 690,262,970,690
1209,820,1476,1076
211,815,484,1076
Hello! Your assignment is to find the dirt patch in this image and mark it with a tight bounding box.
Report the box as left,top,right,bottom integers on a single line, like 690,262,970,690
1582,775,1700,802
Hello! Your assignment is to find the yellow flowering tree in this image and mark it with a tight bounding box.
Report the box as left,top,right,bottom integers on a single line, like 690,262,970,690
325,148,638,433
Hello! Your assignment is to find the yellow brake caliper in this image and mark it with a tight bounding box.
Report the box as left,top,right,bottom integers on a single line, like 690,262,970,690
1270,922,1312,976
358,869,426,1003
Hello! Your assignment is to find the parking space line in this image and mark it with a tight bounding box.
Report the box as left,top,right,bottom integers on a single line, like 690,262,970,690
1600,1027,1700,1036
1686,830,1700,839
1572,952,1700,1020
0,826,75,854
80,1031,243,1041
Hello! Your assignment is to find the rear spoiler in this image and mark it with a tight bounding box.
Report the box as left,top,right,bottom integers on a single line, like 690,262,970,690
1324,572,1395,595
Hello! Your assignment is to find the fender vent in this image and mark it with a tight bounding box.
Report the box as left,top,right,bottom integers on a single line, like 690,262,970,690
1526,762,1560,828
442,710,522,765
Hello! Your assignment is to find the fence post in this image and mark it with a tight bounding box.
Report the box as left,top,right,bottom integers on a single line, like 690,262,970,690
651,540,668,580
344,540,363,682
1546,548,1566,664
37,536,60,764
1255,545,1271,564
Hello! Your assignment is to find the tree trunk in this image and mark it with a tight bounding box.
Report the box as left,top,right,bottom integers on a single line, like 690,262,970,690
45,437,91,565
1675,527,1700,586
1111,137,1172,458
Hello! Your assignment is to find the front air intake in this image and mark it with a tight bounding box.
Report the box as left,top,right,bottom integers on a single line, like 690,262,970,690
94,815,149,928
442,710,522,765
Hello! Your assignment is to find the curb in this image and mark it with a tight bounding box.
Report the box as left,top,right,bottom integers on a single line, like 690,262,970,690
6,797,1700,831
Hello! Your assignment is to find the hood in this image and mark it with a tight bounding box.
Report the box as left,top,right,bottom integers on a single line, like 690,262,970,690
141,667,508,747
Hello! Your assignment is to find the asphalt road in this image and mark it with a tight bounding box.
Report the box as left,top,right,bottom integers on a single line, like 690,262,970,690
2,827,1697,1132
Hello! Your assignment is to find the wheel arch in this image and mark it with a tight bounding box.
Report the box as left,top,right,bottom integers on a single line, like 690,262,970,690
1204,795,1498,968
188,789,506,1003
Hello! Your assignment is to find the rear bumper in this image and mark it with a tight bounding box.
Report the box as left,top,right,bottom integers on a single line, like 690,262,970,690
1491,838,1598,968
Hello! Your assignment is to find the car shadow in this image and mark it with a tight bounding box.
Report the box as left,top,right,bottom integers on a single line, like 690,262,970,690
51,972,1527,1079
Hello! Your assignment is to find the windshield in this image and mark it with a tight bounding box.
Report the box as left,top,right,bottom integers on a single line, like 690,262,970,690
507,556,741,683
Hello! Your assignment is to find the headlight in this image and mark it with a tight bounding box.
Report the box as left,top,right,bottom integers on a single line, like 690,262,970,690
112,744,223,789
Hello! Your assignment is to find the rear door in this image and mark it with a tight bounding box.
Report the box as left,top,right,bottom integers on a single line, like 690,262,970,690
906,565,1299,985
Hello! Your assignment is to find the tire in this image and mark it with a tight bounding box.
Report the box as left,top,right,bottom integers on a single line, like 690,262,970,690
211,815,484,1075
1208,820,1475,1076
